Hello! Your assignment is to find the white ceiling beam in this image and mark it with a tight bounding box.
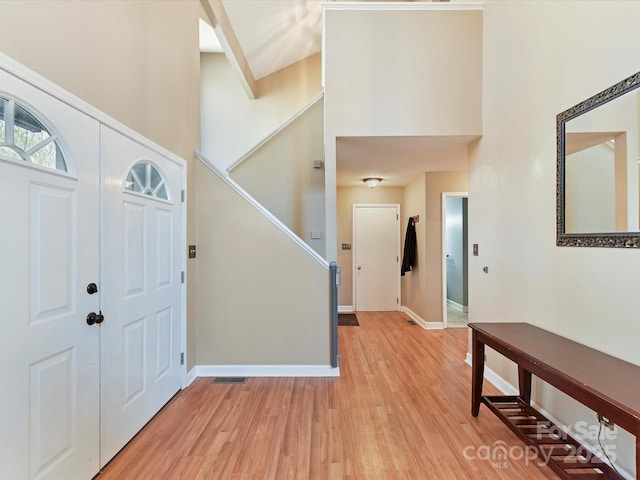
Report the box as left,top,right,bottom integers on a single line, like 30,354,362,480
200,0,257,99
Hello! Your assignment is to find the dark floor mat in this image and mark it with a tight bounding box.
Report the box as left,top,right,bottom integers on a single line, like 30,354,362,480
338,313,359,326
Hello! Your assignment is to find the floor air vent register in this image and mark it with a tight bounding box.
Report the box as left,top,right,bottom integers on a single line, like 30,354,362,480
212,377,248,384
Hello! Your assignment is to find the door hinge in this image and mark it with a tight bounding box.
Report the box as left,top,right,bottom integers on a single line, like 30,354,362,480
180,352,185,365
397,214,399,220
397,298,399,304
181,271,185,284
181,189,185,203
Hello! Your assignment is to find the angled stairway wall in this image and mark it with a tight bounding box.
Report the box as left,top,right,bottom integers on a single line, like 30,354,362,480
194,152,334,374
229,93,325,256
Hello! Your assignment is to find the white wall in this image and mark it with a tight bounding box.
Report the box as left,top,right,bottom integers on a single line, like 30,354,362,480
472,1,640,474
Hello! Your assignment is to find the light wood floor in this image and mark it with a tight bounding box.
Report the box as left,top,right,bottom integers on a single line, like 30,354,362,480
98,311,558,480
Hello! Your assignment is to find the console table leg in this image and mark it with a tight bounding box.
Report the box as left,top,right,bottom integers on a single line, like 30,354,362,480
636,427,639,480
518,366,532,405
471,330,485,417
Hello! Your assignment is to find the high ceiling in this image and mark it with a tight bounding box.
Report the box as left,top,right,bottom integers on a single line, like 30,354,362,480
202,0,470,187
222,0,323,81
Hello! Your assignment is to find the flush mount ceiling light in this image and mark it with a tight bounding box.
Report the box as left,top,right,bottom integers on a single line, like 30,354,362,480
363,177,382,188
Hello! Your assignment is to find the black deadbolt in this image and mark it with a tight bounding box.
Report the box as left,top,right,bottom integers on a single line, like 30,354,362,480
87,311,104,326
87,283,98,294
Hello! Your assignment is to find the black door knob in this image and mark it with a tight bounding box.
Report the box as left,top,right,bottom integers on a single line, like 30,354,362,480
87,311,105,325
87,283,98,294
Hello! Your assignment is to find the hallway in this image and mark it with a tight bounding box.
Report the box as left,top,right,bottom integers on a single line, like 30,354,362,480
99,312,557,479
447,304,469,328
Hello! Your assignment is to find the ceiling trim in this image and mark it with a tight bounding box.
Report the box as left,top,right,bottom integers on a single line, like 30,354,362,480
200,0,257,99
323,1,485,12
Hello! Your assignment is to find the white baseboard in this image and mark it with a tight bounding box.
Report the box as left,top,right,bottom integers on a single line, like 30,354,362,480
447,298,469,313
185,366,198,387
463,353,631,479
447,299,463,311
401,306,444,330
191,364,340,378
464,353,518,395
338,305,353,313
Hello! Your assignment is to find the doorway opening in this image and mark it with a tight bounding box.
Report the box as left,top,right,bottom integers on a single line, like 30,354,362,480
441,192,468,328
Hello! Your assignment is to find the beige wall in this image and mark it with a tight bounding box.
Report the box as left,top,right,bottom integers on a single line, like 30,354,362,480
0,0,201,370
0,0,200,162
474,1,640,473
324,9,482,138
336,186,404,308
401,172,468,322
401,175,427,318
196,161,330,365
201,52,322,171
324,6,483,262
424,172,468,322
230,99,326,255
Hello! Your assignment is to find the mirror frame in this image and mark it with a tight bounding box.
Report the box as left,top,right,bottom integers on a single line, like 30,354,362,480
557,71,640,247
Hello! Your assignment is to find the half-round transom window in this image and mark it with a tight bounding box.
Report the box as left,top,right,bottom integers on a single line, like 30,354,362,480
0,96,67,172
124,161,169,200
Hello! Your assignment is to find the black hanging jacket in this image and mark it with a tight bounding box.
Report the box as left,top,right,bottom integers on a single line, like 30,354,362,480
401,217,417,276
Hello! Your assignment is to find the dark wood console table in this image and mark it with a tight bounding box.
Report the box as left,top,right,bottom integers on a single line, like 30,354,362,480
470,322,640,479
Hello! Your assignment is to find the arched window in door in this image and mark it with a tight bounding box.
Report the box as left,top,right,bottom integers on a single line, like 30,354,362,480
0,96,67,172
124,161,170,201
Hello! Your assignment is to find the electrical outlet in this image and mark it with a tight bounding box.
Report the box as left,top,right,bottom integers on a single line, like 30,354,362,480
597,414,615,430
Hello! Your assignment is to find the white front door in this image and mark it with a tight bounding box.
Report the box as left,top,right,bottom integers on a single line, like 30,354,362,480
0,81,101,479
99,126,183,464
353,204,400,311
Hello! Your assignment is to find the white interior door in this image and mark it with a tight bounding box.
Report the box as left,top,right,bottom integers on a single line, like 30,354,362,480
99,125,183,464
353,204,400,311
0,78,101,479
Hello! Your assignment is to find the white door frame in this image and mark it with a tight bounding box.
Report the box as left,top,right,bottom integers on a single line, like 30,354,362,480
352,203,401,311
180,168,187,387
441,192,468,328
